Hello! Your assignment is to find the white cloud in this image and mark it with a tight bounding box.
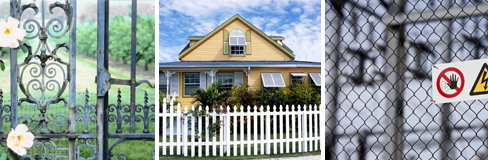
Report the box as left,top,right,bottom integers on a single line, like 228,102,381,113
291,7,302,14
159,0,321,62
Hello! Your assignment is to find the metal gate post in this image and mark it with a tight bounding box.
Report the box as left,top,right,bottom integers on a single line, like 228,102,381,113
324,2,341,159
9,0,20,129
130,0,137,134
68,0,77,160
383,0,406,159
96,0,110,159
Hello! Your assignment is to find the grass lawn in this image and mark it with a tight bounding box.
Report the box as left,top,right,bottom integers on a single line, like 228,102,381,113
0,40,155,159
159,133,320,159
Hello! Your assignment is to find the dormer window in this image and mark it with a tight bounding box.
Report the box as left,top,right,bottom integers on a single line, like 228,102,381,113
229,29,246,55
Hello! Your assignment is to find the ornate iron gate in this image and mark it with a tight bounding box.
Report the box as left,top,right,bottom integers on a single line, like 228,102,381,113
3,0,155,159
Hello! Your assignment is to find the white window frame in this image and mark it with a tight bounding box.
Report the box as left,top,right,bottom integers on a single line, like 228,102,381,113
184,73,200,96
229,29,246,55
217,73,234,91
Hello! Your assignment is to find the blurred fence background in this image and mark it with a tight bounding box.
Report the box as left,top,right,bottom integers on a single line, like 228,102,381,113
324,0,488,159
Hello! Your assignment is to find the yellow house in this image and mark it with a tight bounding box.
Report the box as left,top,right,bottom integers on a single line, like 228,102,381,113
159,15,321,107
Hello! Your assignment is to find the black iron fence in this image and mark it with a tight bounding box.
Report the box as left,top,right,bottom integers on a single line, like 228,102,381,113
2,0,155,159
324,0,488,159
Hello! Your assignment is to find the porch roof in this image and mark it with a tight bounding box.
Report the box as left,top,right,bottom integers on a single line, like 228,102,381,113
159,60,320,68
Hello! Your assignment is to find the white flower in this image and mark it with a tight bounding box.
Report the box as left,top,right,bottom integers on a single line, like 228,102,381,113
7,124,34,156
0,17,26,48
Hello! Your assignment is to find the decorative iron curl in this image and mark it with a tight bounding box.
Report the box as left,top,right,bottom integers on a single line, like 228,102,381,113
76,89,96,134
18,113,70,134
23,19,41,39
0,90,11,134
108,89,130,133
135,91,155,133
76,138,96,160
108,139,154,160
25,140,57,160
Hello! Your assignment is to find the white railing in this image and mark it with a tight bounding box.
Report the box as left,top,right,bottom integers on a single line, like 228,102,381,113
157,98,321,157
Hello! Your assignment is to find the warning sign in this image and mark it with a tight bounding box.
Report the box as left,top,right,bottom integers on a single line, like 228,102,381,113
436,67,464,98
432,59,488,103
470,63,488,95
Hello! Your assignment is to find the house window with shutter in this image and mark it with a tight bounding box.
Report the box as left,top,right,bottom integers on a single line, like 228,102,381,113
229,29,246,55
217,73,234,92
290,73,307,85
159,73,168,95
184,73,200,96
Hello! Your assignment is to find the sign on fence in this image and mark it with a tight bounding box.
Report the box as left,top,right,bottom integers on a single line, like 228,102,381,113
433,59,488,103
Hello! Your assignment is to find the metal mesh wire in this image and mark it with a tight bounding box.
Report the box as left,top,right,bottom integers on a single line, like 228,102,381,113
324,0,488,159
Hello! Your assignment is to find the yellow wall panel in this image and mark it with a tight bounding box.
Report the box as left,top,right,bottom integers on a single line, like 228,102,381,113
181,20,293,61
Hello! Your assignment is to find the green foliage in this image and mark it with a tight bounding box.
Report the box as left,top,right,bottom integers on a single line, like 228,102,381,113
224,83,320,109
55,11,155,70
226,84,258,109
190,82,232,107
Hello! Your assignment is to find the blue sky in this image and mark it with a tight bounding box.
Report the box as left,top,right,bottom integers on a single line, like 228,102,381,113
159,0,321,63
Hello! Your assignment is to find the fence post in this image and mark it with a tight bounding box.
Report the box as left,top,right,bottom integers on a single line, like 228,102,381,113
96,0,110,159
225,105,230,156
266,105,271,154
383,0,406,159
162,99,167,155
67,1,77,160
273,105,277,154
177,104,182,155
9,0,19,131
233,105,237,156
183,105,188,157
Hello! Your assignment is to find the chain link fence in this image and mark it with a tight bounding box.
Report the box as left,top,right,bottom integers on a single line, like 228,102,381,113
324,0,488,159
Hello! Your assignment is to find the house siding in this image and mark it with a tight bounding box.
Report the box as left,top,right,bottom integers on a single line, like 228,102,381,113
181,20,293,61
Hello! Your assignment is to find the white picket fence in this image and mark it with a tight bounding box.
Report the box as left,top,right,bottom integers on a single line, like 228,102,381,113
156,98,321,157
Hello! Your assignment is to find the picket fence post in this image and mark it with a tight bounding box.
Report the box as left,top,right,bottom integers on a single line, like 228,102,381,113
225,105,230,156
176,103,181,155
253,105,258,156
205,105,209,156
279,105,284,154
183,105,188,156
285,104,290,153
162,98,167,155
191,106,195,157
247,105,251,156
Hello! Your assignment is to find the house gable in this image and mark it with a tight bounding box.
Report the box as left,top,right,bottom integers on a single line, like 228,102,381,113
179,15,295,61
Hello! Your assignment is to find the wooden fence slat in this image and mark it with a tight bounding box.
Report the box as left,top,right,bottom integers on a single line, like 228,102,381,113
162,99,167,156
220,105,224,156
198,106,203,157
225,105,230,156
266,105,270,154
292,105,296,153
191,106,195,157
298,105,302,153
280,105,284,154
254,105,258,156
261,105,265,155
240,106,244,156
183,106,188,157
273,105,277,154
177,104,181,155
212,106,216,156
286,105,290,153
247,105,251,156
308,104,313,151
205,106,209,156
169,104,174,155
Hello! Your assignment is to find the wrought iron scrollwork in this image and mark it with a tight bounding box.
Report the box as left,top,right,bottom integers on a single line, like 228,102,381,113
0,90,11,134
15,0,73,134
76,89,96,134
135,91,155,133
24,140,57,160
76,138,96,160
108,138,154,160
108,89,130,133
